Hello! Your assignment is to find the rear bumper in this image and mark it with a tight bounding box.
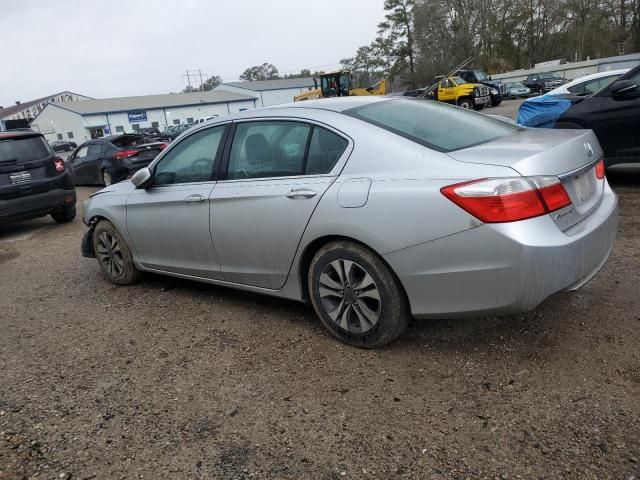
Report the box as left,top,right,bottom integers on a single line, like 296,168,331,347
0,188,76,223
385,182,618,319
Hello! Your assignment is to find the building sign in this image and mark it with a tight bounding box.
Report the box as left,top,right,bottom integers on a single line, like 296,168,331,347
127,111,147,123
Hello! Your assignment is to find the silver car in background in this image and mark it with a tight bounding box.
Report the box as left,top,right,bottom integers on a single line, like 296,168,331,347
81,97,617,348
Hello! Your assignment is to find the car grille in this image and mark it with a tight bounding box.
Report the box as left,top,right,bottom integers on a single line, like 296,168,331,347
476,86,489,97
499,84,507,95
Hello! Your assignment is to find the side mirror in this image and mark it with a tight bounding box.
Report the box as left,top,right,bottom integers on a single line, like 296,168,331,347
131,167,152,188
610,80,639,98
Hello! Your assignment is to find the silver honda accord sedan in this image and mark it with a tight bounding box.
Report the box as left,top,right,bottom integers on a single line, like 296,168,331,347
81,97,617,348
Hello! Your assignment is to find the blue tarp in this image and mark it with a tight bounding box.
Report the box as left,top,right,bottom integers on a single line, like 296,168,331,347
517,95,573,128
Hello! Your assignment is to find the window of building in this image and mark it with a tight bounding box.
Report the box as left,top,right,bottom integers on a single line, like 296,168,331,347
115,126,124,133
131,124,140,131
67,132,74,139
186,117,194,124
57,133,63,140
173,119,180,125
151,121,159,128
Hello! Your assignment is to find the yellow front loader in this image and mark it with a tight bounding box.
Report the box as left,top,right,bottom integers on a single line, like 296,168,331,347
294,70,389,102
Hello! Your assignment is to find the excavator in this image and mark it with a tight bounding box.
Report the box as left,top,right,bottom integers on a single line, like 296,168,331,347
294,70,389,102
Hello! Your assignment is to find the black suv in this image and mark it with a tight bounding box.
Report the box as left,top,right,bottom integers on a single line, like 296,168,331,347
0,131,76,224
456,69,506,106
69,134,166,186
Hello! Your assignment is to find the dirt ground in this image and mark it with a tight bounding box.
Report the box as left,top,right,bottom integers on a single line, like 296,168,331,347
1,169,640,479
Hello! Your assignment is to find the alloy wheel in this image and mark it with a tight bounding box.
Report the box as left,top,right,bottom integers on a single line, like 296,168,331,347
96,231,124,278
318,259,382,334
103,171,113,186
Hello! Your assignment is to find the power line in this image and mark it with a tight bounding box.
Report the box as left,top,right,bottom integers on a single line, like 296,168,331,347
182,69,209,90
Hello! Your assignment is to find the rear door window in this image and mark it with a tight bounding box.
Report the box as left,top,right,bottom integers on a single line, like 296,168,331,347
0,135,50,163
226,121,311,180
305,127,348,175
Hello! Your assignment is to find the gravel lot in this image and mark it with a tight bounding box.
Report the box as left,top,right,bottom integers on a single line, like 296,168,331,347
1,140,640,478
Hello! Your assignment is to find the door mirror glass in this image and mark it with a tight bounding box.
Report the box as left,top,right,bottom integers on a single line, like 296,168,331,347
131,167,152,188
610,80,639,98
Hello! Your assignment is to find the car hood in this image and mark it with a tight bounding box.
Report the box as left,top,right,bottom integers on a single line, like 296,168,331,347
447,127,601,176
90,180,136,197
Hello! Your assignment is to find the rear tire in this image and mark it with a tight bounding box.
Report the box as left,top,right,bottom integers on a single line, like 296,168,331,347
308,241,411,348
51,205,76,223
102,170,113,186
93,220,142,285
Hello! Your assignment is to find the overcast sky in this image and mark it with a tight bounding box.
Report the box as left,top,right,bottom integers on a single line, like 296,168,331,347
1,0,386,107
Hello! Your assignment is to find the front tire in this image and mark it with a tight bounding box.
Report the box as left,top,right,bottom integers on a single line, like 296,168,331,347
51,205,76,223
308,241,411,348
93,220,142,285
458,98,473,109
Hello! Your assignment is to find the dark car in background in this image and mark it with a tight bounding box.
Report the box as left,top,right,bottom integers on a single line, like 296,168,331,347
135,127,169,142
506,82,531,98
49,140,78,152
163,123,192,140
523,72,568,95
69,134,166,186
518,65,640,169
0,131,76,224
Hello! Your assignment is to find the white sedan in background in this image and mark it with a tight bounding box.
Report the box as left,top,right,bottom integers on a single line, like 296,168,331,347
545,69,629,96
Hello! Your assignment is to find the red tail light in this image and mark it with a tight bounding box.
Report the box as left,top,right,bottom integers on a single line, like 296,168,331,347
53,157,65,173
595,159,605,179
113,149,138,160
441,176,572,223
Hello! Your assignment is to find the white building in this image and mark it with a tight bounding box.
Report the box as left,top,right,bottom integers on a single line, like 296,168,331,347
215,78,316,107
492,52,640,83
31,90,258,143
0,91,92,122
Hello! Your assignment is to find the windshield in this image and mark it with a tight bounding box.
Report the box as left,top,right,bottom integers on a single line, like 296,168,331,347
540,72,561,79
474,71,488,81
345,99,520,152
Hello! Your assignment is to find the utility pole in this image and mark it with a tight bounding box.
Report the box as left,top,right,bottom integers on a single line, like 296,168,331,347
182,69,208,91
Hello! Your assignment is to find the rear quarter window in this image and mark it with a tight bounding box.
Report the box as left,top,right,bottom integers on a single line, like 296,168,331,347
0,135,51,162
345,99,520,152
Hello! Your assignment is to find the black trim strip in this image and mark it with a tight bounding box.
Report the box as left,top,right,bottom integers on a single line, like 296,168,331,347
301,125,314,175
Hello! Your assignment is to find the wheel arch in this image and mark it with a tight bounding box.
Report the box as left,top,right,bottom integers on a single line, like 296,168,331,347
296,234,409,305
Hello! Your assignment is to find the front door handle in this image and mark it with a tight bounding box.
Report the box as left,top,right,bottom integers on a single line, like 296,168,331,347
184,194,206,203
286,188,317,200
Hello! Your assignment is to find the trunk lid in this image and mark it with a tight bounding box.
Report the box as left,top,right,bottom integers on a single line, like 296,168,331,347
448,128,604,230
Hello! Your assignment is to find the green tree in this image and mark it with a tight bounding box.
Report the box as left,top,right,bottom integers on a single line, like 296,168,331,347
201,75,222,91
376,0,417,86
239,63,280,81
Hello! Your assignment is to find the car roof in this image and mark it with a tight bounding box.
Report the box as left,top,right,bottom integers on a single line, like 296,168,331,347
563,69,629,87
0,130,43,140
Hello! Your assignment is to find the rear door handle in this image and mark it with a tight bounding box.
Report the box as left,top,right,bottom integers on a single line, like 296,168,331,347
184,194,206,203
286,188,317,200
